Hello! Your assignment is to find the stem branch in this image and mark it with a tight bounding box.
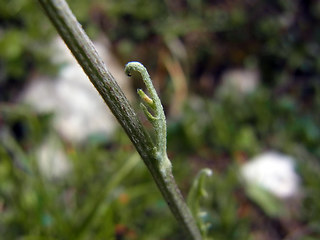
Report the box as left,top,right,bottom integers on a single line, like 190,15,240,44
37,0,201,239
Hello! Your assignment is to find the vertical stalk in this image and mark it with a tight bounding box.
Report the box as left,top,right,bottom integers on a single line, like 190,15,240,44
37,0,201,239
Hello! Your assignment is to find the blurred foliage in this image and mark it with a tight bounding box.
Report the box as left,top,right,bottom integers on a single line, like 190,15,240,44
1,0,320,99
166,87,320,239
0,0,53,100
168,85,320,158
0,0,99,101
1,85,320,238
1,0,320,239
0,105,180,239
95,0,320,92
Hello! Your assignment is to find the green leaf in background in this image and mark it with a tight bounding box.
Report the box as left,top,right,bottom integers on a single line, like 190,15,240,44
244,184,285,218
188,168,213,239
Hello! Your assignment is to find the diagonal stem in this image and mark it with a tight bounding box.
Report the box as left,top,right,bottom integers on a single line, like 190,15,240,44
37,0,201,239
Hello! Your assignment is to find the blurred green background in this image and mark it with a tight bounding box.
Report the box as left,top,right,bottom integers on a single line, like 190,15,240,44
1,0,320,239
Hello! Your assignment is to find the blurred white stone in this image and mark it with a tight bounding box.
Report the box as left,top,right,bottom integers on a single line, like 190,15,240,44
19,36,133,178
20,36,132,143
241,151,300,199
219,68,259,96
37,136,71,179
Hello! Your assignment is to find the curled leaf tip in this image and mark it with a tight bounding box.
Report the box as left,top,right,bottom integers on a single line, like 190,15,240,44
187,168,213,237
203,168,213,177
125,61,168,166
125,61,144,77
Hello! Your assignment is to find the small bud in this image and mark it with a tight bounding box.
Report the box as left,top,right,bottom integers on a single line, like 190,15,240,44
137,89,155,108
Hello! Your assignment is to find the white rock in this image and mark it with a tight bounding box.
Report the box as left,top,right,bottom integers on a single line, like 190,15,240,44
241,151,300,199
37,136,71,179
19,36,133,178
219,68,259,96
20,36,132,143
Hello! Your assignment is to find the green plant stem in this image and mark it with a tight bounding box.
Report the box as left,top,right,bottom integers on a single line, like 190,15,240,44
37,0,201,239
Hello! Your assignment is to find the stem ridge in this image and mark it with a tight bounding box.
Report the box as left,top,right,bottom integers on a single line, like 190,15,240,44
37,1,202,239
